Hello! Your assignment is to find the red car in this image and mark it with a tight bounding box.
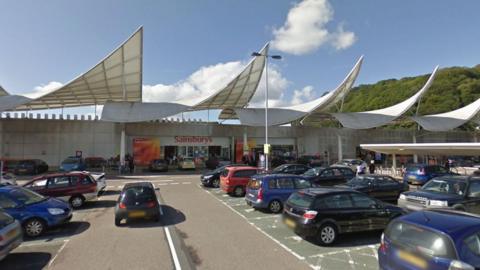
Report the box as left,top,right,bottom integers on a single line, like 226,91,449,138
220,166,259,197
23,172,100,208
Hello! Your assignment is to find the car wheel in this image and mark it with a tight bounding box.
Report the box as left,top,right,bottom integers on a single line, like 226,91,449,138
317,223,338,246
24,218,45,237
212,179,220,188
70,196,85,208
268,200,283,213
115,217,122,226
233,186,245,197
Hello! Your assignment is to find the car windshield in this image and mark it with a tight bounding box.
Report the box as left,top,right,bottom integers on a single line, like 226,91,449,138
272,165,289,173
247,179,262,190
122,186,156,205
9,187,46,205
347,176,375,185
463,230,480,257
288,192,314,208
406,165,422,172
62,158,80,164
421,179,466,195
303,168,320,177
386,221,456,259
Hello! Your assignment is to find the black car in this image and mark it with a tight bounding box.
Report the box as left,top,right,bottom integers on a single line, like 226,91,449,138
335,175,408,202
398,175,480,213
114,182,160,226
302,167,355,186
271,164,311,175
201,164,248,188
283,188,404,245
149,159,169,172
14,159,48,175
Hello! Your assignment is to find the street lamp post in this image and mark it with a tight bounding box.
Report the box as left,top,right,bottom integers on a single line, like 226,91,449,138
251,52,282,171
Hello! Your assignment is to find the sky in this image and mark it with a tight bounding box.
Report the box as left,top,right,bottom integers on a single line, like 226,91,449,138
1,0,480,120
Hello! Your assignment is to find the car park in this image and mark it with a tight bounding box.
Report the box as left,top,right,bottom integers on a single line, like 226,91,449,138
332,159,367,173
60,156,86,172
378,210,480,270
0,185,72,237
178,158,195,170
302,166,355,186
149,159,169,172
220,166,259,196
403,164,457,185
201,164,247,188
398,175,480,212
114,182,160,226
0,210,22,261
23,171,101,208
245,174,313,213
14,159,48,175
283,188,404,245
271,164,311,175
336,174,408,202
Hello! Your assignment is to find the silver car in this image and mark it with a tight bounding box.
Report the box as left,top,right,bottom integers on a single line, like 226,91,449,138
0,211,22,261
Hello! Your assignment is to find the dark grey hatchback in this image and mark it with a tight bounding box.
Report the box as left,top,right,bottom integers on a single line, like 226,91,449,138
114,182,160,226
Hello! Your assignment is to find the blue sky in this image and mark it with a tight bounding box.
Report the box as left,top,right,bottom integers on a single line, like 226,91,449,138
1,0,479,119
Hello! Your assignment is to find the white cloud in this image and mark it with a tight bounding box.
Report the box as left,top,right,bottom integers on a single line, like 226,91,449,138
291,85,315,105
23,81,63,98
271,0,356,55
249,65,290,107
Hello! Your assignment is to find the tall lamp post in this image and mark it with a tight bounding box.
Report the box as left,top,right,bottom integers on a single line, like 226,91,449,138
251,51,282,171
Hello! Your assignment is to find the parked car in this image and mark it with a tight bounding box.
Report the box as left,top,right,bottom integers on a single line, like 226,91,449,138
149,159,168,172
335,175,408,202
23,171,102,208
85,157,107,170
14,159,48,175
220,166,259,197
0,210,22,261
403,164,457,185
332,159,367,173
114,182,160,226
379,209,480,270
0,159,19,173
0,185,72,237
0,172,16,185
283,188,404,245
271,164,311,175
303,167,355,186
245,174,313,213
297,155,324,167
178,158,195,170
201,164,248,188
398,175,480,213
59,156,86,172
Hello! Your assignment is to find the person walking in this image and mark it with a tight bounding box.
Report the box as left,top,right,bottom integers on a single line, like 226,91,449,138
129,156,134,173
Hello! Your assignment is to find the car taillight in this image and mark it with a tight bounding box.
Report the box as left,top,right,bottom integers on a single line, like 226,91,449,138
225,178,230,185
303,210,318,220
379,233,387,252
418,168,425,175
146,201,156,208
257,188,263,201
119,202,126,209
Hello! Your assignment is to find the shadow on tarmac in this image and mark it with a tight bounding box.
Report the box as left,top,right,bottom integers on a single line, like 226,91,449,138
0,252,52,270
82,199,117,209
24,221,90,242
120,205,186,228
305,230,382,247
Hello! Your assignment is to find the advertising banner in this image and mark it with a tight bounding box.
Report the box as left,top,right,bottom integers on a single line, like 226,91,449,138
133,138,160,165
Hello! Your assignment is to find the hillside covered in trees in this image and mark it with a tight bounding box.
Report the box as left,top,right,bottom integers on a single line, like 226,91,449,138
333,64,480,129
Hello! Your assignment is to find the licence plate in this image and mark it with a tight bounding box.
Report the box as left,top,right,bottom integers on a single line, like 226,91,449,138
398,250,427,269
128,211,146,218
285,218,296,229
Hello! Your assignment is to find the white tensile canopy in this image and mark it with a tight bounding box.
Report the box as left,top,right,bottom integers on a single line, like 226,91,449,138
361,143,480,156
101,101,190,123
15,27,143,110
0,86,9,96
331,66,439,129
230,56,364,126
411,97,480,131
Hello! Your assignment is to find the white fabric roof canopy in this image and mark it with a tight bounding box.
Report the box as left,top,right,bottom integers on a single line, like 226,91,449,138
361,143,480,156
15,27,143,110
411,97,480,131
332,66,439,129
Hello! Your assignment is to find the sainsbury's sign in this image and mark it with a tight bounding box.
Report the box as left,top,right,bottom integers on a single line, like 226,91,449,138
174,136,213,144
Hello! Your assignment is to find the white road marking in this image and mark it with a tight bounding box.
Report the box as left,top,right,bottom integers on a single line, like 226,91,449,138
19,238,69,247
47,239,69,268
222,194,229,197
182,182,191,184
170,183,179,185
165,227,182,270
244,209,254,213
158,183,169,186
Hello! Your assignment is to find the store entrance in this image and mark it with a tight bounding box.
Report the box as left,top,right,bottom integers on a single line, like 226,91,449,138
208,146,221,158
164,146,176,160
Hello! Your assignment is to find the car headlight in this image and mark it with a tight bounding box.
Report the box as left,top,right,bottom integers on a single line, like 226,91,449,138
399,194,406,200
204,175,213,179
428,200,448,207
48,208,65,215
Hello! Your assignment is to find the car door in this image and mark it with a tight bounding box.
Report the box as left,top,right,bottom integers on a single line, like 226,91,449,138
283,166,296,175
25,178,48,194
275,177,295,202
373,176,400,201
316,169,337,186
46,175,72,200
349,193,388,230
294,165,309,175
0,193,23,221
464,180,480,214
339,168,355,182
317,193,356,233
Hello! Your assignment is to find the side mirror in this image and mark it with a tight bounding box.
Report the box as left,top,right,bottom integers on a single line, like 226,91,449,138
155,187,160,191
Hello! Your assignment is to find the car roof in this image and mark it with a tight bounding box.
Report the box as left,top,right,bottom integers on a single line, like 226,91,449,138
300,187,357,196
397,210,480,240
433,175,479,182
123,182,155,189
226,166,257,171
254,174,306,179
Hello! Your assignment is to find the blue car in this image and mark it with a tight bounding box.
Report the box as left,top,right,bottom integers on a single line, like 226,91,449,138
379,210,480,270
60,156,86,172
245,174,313,213
403,164,456,185
0,185,72,237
